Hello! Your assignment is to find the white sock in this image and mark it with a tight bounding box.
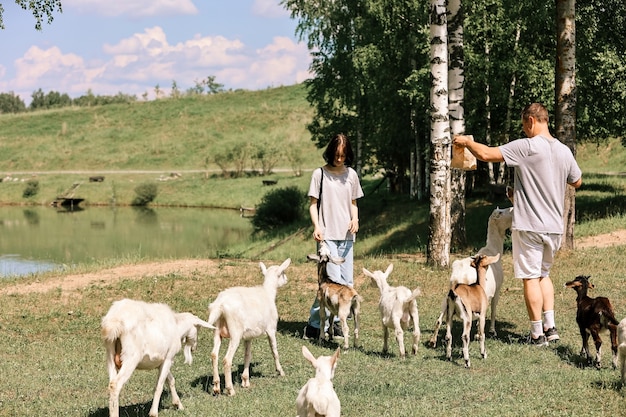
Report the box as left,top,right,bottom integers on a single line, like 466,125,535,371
543,310,555,331
531,320,544,339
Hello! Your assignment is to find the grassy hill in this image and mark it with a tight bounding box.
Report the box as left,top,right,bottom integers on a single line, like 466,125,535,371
0,84,624,260
0,84,317,172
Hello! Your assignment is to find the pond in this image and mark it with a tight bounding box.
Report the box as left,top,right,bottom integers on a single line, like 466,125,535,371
0,205,254,277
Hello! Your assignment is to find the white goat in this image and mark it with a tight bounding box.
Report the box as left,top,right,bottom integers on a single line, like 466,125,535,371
618,318,626,383
363,263,421,358
101,299,214,417
296,346,341,417
207,258,290,396
445,253,500,368
430,206,512,347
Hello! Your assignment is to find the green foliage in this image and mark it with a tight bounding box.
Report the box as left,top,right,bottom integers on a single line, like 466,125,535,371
0,91,26,114
0,0,62,30
252,186,306,231
22,179,40,198
30,88,72,110
285,0,626,193
131,182,158,206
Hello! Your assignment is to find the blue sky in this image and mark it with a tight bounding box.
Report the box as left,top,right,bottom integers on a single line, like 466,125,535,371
0,0,312,103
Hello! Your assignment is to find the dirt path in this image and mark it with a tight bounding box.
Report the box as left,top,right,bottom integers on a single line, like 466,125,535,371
2,230,624,296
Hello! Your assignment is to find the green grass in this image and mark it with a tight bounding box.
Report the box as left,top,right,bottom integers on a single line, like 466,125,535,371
2,247,626,416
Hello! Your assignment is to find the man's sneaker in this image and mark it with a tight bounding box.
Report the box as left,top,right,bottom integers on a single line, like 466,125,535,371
544,327,560,342
303,325,320,340
522,334,549,347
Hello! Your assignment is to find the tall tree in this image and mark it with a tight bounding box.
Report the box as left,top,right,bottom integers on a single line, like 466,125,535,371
427,0,451,267
447,0,467,249
555,0,577,250
0,0,63,30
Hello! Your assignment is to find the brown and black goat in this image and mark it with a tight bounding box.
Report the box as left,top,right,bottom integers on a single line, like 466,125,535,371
565,275,619,369
307,241,362,350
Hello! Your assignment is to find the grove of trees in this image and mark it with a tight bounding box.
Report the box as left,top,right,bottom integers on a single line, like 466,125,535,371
283,0,625,193
283,0,625,264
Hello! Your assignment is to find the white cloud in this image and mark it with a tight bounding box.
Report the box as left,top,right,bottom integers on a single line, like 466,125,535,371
3,26,311,103
62,0,198,18
252,0,290,18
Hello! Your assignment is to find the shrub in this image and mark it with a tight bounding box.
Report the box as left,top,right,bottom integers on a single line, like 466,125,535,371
131,182,158,206
22,179,40,198
252,186,306,231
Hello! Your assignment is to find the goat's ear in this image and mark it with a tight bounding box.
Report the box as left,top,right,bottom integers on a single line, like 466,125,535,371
331,347,341,367
362,267,373,278
306,254,320,262
259,262,267,273
385,263,394,275
279,258,291,273
301,345,317,365
484,253,500,265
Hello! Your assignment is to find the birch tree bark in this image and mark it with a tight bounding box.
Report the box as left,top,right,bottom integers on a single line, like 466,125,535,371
448,0,467,249
555,0,577,250
427,0,451,267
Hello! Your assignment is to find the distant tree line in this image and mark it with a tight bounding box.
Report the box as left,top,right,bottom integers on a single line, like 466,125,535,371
0,76,225,114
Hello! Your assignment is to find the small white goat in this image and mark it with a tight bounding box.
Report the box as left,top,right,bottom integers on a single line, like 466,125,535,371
445,253,500,368
618,318,626,383
101,299,214,417
307,241,362,350
430,206,512,347
363,264,421,358
296,346,341,417
207,258,290,396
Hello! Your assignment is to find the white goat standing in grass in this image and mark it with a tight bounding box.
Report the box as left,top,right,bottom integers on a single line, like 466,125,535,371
617,318,626,383
430,206,512,347
445,253,500,368
207,258,290,396
296,346,341,417
363,263,421,358
101,299,214,417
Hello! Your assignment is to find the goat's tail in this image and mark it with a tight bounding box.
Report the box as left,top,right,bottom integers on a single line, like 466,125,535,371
206,302,223,327
101,316,125,342
406,288,422,303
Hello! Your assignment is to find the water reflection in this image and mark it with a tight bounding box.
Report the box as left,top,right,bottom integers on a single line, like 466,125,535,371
0,206,253,277
0,254,58,276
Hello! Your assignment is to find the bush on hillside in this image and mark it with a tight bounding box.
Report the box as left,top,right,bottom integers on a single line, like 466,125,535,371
22,179,40,198
252,186,306,231
131,182,158,206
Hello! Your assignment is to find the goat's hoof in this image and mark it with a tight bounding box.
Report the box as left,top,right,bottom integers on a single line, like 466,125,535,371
226,388,236,396
465,361,471,368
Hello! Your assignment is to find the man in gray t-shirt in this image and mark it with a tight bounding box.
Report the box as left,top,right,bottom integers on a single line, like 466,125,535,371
453,103,582,346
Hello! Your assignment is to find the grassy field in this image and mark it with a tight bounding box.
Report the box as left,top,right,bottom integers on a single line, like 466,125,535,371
2,247,626,416
1,85,626,416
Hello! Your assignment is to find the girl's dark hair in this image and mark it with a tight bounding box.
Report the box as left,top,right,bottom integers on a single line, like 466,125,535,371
322,133,355,167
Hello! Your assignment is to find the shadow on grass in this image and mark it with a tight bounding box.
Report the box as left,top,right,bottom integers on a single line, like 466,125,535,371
191,363,263,395
591,378,624,392
88,398,170,417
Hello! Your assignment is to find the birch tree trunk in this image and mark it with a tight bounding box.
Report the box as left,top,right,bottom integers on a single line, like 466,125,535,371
427,0,451,267
555,0,577,250
448,0,467,249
